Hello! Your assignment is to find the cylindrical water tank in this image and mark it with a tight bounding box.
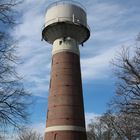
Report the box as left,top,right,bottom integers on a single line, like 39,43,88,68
42,1,90,44
45,2,87,27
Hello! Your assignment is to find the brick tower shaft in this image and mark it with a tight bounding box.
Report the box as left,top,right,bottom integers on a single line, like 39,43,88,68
45,38,87,140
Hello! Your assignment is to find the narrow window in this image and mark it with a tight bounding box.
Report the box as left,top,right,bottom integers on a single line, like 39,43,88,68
59,40,62,45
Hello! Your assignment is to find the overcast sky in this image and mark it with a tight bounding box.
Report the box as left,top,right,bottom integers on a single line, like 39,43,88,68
11,0,140,135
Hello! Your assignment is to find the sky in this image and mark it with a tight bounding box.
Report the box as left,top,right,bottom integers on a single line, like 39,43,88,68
11,0,140,135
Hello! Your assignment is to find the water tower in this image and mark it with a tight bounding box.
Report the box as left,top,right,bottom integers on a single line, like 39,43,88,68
42,1,90,140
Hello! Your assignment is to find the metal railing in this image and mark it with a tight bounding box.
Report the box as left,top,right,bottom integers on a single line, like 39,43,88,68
42,16,90,31
46,0,86,11
45,16,83,25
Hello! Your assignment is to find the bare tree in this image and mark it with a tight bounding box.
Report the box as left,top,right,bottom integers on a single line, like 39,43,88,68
111,43,140,116
102,112,140,140
88,35,140,140
16,128,43,140
0,0,22,25
87,112,140,140
87,117,114,140
105,35,140,139
87,120,96,140
0,0,31,136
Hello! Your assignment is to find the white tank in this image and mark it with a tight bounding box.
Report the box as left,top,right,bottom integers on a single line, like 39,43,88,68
42,0,90,45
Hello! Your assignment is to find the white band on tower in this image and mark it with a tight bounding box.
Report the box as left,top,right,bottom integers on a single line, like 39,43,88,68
52,37,80,55
45,125,86,132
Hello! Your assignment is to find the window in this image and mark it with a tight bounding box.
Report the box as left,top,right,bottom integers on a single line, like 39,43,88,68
59,40,62,45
